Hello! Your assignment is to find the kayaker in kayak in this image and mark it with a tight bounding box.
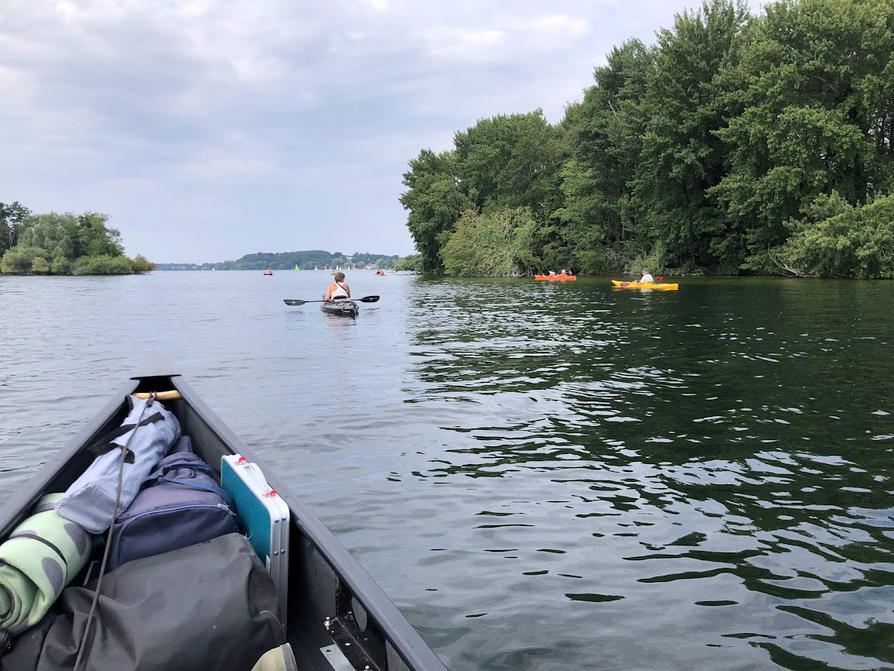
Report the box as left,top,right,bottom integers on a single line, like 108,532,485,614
639,269,655,284
324,272,351,301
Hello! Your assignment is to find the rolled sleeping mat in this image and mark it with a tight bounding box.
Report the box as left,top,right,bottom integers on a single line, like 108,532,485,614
0,494,91,635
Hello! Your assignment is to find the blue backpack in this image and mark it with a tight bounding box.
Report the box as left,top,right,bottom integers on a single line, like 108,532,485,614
107,452,239,572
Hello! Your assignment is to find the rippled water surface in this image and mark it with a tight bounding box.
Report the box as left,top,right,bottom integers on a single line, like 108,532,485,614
1,271,893,670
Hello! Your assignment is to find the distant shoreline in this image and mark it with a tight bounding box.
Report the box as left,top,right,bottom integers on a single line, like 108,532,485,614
153,266,403,271
154,249,404,272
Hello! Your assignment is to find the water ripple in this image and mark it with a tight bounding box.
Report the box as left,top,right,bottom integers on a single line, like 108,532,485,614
1,274,893,670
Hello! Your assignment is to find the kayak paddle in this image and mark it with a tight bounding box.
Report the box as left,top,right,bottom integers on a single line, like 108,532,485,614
283,295,380,306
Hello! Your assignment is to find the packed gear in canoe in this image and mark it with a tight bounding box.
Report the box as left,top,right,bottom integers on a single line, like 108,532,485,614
0,377,447,670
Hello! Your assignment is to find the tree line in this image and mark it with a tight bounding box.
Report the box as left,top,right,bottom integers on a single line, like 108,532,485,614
0,202,153,275
401,0,894,278
154,250,400,271
214,250,398,271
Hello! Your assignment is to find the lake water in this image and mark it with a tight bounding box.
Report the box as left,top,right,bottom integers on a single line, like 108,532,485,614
1,271,892,670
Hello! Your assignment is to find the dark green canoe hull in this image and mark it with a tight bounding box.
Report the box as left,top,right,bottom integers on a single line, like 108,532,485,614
0,374,446,671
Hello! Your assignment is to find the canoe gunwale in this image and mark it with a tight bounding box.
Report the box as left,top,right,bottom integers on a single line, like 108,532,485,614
0,375,447,671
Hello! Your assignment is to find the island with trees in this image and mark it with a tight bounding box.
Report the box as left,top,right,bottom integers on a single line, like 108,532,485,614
0,202,153,275
401,0,894,279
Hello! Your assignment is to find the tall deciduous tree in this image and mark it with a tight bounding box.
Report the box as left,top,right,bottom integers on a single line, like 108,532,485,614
0,202,32,255
441,208,540,277
557,39,654,271
712,0,894,271
400,149,469,273
635,0,749,271
453,111,564,222
400,0,894,279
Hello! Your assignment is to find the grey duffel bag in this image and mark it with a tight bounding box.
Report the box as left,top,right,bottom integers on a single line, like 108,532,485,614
2,533,284,671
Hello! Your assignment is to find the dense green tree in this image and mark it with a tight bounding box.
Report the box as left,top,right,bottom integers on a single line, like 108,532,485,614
453,111,564,222
400,149,470,273
0,246,48,274
635,0,750,271
556,40,655,272
400,0,894,279
394,254,422,272
712,0,894,271
14,212,124,261
0,202,32,255
781,191,894,277
51,256,71,275
15,213,81,260
131,255,155,273
441,208,541,277
78,212,125,257
31,257,50,274
1,206,150,275
71,254,134,275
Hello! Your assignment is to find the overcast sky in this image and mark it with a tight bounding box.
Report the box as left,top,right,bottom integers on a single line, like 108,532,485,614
0,0,763,262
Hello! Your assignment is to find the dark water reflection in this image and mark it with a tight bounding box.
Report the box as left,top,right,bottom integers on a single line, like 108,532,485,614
399,278,894,670
1,273,892,670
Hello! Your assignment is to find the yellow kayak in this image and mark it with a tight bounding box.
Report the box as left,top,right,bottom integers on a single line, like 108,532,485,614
612,280,679,291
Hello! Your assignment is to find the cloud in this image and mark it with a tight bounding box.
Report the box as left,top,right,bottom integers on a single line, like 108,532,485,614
177,157,275,181
512,14,589,38
0,0,766,260
423,26,507,64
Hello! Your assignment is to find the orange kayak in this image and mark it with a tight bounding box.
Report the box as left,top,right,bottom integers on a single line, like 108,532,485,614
534,275,577,281
611,280,678,291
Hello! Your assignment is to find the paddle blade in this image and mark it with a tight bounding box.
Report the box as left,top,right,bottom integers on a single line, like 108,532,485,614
357,295,380,303
283,299,306,306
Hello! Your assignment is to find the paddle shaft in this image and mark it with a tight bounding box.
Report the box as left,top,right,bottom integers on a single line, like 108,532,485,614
283,295,379,306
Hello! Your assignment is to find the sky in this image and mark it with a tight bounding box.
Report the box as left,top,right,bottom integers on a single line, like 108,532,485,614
0,0,763,262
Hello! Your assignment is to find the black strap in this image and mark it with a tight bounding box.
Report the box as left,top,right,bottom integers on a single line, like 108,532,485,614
7,532,68,573
86,412,164,458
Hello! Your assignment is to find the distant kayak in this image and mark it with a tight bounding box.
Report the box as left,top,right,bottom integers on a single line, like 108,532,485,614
321,300,358,317
534,275,576,281
611,280,679,291
263,269,273,276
